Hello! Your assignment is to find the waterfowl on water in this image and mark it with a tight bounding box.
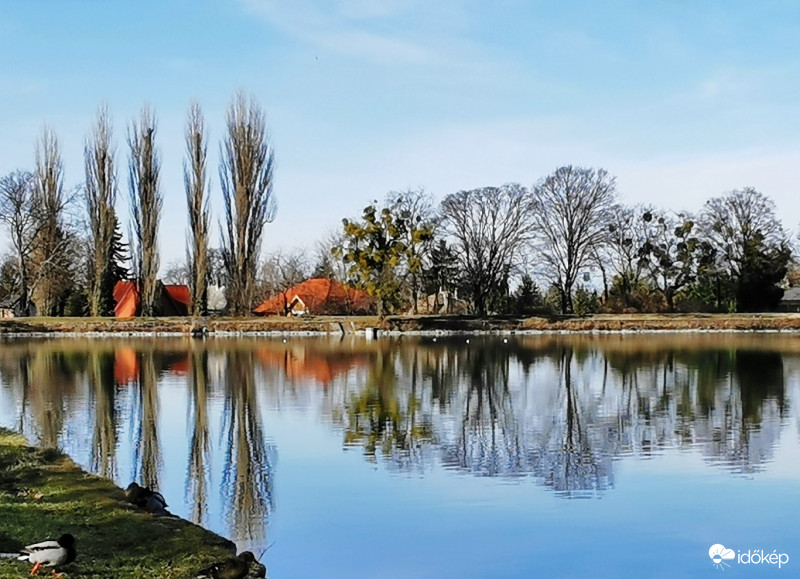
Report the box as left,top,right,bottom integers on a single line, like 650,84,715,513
125,482,169,515
196,551,266,579
17,533,76,577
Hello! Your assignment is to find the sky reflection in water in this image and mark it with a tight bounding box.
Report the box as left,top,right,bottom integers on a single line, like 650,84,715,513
1,334,799,578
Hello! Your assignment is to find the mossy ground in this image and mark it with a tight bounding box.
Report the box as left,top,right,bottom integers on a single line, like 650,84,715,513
0,428,235,578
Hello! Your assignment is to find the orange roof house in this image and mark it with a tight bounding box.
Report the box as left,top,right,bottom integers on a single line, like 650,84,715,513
253,278,375,316
113,280,191,317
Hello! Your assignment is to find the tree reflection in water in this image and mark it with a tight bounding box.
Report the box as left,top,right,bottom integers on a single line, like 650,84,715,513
340,344,435,471
28,350,77,448
185,347,211,525
89,351,117,479
0,334,793,519
337,336,789,493
132,349,162,490
187,346,210,526
443,345,523,477
220,350,274,547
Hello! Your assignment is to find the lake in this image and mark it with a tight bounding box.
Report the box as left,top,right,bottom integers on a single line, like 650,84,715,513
1,333,799,578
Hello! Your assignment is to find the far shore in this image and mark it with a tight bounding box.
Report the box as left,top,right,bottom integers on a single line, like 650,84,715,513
2,313,800,336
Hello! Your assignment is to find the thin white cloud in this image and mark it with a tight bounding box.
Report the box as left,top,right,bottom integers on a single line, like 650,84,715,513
0,75,46,99
616,149,800,228
262,118,800,254
237,0,464,65
335,0,420,21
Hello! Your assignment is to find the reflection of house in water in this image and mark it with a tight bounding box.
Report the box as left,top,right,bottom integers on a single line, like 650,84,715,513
113,348,190,384
256,345,372,386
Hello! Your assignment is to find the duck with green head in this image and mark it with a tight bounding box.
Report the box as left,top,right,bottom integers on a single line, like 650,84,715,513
196,551,266,579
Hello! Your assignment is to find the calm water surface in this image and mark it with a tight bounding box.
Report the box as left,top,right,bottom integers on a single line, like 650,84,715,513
1,334,799,578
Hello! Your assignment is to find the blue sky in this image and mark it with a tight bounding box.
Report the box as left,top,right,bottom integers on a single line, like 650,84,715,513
1,0,799,267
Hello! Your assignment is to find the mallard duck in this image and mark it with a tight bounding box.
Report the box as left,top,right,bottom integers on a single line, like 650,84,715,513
17,533,76,577
125,482,169,514
197,551,265,579
240,551,267,578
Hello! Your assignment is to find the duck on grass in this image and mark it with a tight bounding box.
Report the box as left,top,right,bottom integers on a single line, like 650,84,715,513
0,533,76,577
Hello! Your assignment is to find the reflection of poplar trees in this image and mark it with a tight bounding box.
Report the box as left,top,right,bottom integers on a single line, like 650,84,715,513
29,351,71,448
221,351,274,544
9,358,31,434
133,349,161,489
89,351,118,479
187,347,210,525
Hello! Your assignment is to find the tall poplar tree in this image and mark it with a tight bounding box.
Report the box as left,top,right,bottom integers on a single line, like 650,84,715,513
219,91,276,316
185,102,210,316
85,106,119,316
128,106,162,317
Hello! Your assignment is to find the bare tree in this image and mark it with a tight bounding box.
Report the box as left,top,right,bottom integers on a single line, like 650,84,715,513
85,106,119,317
185,102,210,316
128,106,163,317
700,187,790,311
258,248,309,297
31,128,73,316
0,171,37,315
701,187,788,279
219,91,276,316
162,259,191,285
441,183,534,315
313,228,348,281
207,247,227,287
600,204,654,308
531,166,617,314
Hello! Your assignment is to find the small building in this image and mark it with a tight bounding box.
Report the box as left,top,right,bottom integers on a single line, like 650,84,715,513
253,278,374,316
0,297,15,318
113,280,191,317
778,287,800,313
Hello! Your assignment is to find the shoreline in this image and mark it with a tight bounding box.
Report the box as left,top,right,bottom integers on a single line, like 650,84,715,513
0,428,240,579
2,313,800,337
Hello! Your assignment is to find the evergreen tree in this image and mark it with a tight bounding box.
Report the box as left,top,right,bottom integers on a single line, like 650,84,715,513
512,275,544,316
98,217,129,315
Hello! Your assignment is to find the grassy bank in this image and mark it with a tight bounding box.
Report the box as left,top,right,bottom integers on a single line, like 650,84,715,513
2,313,800,336
0,428,236,578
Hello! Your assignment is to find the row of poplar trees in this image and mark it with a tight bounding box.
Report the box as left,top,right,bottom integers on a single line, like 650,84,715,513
0,91,275,317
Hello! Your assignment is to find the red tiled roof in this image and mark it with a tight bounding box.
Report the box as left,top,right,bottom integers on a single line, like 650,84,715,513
112,280,191,317
253,278,374,315
114,281,139,318
164,285,191,307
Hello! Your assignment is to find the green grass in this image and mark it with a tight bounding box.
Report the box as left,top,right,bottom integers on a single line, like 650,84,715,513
0,428,236,578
